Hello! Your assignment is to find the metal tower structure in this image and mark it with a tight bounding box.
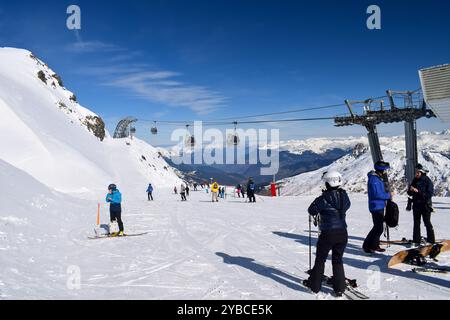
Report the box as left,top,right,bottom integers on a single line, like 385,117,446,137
335,91,435,185
113,117,138,139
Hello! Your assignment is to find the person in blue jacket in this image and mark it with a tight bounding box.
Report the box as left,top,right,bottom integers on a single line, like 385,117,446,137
146,183,154,201
363,161,392,253
106,184,124,236
303,171,351,297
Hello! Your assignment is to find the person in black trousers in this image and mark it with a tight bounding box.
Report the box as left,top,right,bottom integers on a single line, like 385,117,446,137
363,161,392,254
247,179,256,203
408,164,435,245
304,171,351,297
105,184,124,236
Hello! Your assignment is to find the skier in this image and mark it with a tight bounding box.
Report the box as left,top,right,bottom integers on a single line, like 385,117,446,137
236,184,242,198
247,178,256,203
180,184,187,201
408,164,435,245
193,183,198,191
303,171,351,297
211,181,220,202
146,183,154,201
186,184,190,197
363,161,392,254
174,186,178,194
105,184,124,236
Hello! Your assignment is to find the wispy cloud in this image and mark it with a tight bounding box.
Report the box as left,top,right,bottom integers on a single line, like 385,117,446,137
65,40,124,53
104,70,226,114
69,37,227,114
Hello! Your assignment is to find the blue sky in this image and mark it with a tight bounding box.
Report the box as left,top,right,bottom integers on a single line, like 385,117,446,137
0,0,449,145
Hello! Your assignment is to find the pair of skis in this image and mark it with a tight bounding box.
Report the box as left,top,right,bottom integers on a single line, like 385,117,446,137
302,271,369,300
88,232,148,240
412,266,449,274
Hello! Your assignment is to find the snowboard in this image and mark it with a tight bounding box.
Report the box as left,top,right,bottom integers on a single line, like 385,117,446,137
88,232,149,240
388,240,450,268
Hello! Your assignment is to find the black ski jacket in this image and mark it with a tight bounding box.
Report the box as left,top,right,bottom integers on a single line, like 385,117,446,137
407,175,434,205
308,188,351,231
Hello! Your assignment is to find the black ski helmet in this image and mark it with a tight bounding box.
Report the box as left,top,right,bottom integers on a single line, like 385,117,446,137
416,164,429,174
108,184,117,191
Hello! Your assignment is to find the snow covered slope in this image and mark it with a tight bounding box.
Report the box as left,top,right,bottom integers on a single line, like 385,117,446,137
1,184,449,299
0,47,180,197
280,131,450,197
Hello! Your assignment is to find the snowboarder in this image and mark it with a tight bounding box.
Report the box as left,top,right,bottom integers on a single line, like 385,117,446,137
180,184,187,201
247,178,256,203
363,161,392,254
211,181,219,202
146,183,154,201
408,164,435,245
303,171,351,297
105,184,124,236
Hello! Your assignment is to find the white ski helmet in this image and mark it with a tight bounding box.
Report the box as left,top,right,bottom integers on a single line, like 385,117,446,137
322,171,343,188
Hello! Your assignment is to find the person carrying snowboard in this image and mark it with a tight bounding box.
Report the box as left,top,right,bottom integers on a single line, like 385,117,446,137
408,164,435,245
180,184,187,201
247,178,256,203
211,181,219,202
105,184,124,236
303,171,351,297
146,183,154,201
363,161,392,254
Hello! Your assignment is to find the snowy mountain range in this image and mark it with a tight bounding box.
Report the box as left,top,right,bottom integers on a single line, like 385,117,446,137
279,131,450,197
0,47,181,200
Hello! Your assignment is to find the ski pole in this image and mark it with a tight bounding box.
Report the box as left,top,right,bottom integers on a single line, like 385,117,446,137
309,214,312,272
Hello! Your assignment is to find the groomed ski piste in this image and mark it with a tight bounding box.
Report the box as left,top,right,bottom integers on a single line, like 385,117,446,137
1,169,449,300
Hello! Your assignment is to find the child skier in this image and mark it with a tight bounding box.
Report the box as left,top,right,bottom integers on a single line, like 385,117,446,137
303,171,351,297
106,184,124,236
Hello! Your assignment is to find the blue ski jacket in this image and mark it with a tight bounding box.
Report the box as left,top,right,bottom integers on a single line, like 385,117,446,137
106,190,122,204
308,188,351,231
367,172,390,212
147,185,154,193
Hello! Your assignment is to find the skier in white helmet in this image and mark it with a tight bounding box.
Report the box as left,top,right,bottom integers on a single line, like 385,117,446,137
303,171,351,297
